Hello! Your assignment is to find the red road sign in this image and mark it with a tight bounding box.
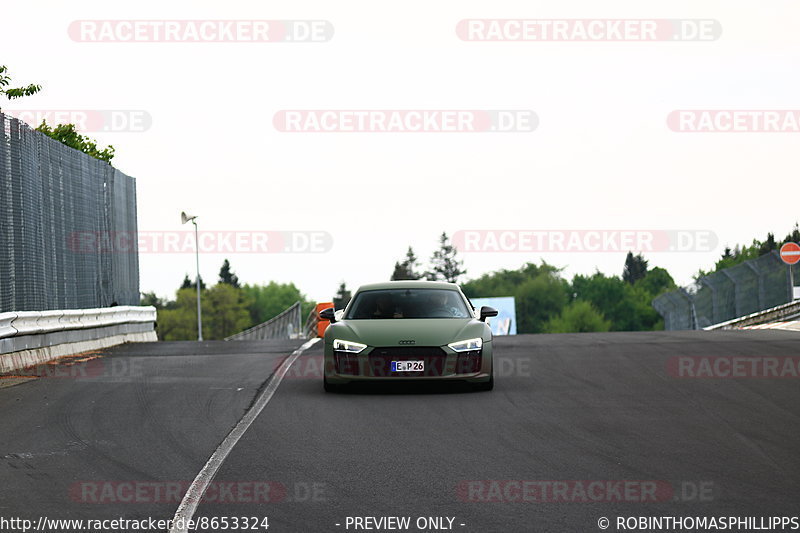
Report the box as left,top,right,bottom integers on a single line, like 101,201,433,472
780,242,800,265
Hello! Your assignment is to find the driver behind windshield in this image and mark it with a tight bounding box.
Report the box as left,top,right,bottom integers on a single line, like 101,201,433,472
428,291,454,317
373,293,402,319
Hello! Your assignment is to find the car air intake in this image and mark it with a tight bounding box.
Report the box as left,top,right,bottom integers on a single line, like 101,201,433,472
455,350,483,374
368,346,448,377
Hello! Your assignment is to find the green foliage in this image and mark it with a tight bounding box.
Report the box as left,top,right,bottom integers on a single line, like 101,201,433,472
35,121,115,163
156,260,315,340
157,289,203,340
698,223,800,278
636,267,676,297
180,273,205,290
463,262,561,300
425,232,466,283
158,284,293,341
623,252,648,284
515,272,569,333
140,291,166,309
241,281,314,325
464,258,674,333
203,283,251,340
218,259,240,288
0,65,41,102
571,272,635,331
391,246,421,280
544,301,611,333
463,262,569,333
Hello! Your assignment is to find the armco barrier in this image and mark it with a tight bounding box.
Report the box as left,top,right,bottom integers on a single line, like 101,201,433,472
0,306,157,373
704,299,800,330
225,302,303,341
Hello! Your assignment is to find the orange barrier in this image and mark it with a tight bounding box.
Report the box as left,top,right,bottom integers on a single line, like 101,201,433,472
316,302,334,337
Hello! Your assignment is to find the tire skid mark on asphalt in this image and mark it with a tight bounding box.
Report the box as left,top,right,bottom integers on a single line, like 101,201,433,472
169,338,320,533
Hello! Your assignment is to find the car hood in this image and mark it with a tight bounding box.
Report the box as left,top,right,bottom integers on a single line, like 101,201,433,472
329,318,483,347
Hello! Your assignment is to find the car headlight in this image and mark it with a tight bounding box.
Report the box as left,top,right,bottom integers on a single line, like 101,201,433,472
333,339,367,354
448,337,482,352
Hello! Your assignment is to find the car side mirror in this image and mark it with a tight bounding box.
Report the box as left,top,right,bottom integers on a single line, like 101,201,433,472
319,307,336,323
479,306,498,322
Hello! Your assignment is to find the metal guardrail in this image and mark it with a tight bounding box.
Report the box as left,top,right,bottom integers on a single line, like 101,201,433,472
225,302,304,341
304,306,320,339
704,299,800,330
0,306,157,340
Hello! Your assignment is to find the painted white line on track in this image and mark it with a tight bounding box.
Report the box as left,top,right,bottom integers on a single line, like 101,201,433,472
169,337,320,533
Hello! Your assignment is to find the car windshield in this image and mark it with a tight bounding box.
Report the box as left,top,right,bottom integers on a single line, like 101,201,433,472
344,288,472,319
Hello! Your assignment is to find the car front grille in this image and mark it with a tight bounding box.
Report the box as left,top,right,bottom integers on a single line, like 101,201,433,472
368,346,448,377
334,346,483,377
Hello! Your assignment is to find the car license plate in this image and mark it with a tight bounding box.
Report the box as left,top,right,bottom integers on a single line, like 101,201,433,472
392,360,424,372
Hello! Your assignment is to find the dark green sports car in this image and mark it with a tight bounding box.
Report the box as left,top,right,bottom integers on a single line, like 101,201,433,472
320,281,497,392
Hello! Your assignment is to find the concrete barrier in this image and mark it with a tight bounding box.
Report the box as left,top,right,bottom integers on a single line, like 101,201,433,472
0,306,157,373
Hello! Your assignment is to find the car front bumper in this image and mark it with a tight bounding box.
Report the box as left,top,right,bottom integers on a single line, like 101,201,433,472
323,342,493,385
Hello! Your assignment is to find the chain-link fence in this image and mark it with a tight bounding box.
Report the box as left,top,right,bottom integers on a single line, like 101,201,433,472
0,112,139,312
653,251,792,330
225,301,304,340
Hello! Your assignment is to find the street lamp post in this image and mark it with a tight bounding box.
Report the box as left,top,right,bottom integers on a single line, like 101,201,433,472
181,211,203,341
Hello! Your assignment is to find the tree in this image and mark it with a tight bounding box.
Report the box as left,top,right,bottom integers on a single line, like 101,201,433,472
544,301,611,333
140,291,165,309
181,273,205,290
36,121,115,163
622,252,648,285
515,272,568,333
203,284,251,339
636,267,676,298
218,259,240,288
156,289,203,340
759,233,777,255
0,65,41,104
241,281,314,325
426,232,466,283
391,246,421,280
462,261,570,333
783,223,800,246
572,271,639,331
333,282,351,310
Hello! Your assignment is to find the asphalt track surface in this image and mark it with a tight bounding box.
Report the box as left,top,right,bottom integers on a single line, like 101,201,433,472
1,331,800,532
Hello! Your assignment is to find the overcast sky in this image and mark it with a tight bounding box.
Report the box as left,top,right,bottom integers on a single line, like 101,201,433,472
4,0,799,303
